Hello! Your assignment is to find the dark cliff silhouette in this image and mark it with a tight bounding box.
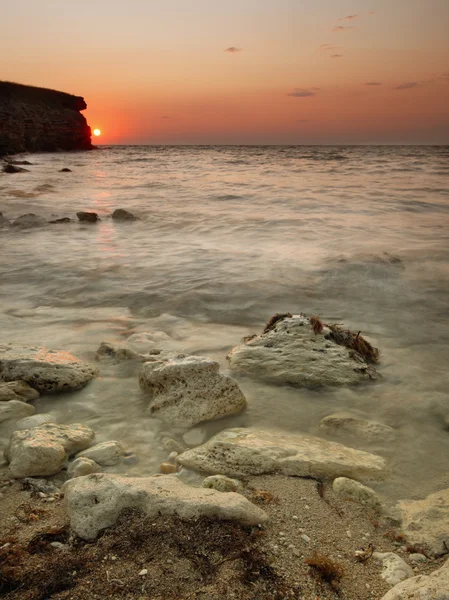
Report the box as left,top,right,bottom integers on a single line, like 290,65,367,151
0,81,93,156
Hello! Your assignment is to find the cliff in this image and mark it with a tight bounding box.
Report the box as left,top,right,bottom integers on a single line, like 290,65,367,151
0,81,92,156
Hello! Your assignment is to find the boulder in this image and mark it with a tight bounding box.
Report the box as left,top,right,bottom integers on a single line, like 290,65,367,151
0,400,35,423
96,341,146,363
333,477,383,511
3,164,29,173
5,423,95,478
319,413,396,442
76,211,99,222
380,559,449,600
60,168,72,172
48,217,71,224
227,314,378,387
76,441,125,466
67,457,102,479
0,381,40,402
14,413,56,431
398,488,449,556
111,208,138,221
373,552,414,587
64,473,268,540
11,214,46,228
139,355,247,428
203,475,243,493
177,428,389,482
0,343,97,393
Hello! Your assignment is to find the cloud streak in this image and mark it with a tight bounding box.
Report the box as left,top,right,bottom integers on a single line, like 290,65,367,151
331,25,355,32
338,14,359,21
287,88,316,98
365,82,382,86
330,54,343,58
225,47,242,53
395,82,418,90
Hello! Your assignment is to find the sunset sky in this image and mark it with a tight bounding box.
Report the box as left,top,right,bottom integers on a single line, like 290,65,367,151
1,0,448,144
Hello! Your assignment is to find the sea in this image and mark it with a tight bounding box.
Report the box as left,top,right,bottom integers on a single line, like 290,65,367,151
1,145,449,501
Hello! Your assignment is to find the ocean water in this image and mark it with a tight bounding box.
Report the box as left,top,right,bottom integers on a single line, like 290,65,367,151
1,145,449,501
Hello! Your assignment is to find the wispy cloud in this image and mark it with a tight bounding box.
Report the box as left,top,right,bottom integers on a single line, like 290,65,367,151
287,88,316,98
395,82,418,90
330,54,343,58
225,47,242,53
331,25,355,32
160,116,172,119
365,82,382,86
369,11,376,15
297,119,309,123
338,14,359,21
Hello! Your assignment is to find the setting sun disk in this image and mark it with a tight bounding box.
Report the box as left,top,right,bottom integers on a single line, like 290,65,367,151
93,128,101,137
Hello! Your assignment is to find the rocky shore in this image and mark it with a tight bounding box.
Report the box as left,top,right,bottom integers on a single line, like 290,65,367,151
0,81,92,156
1,314,448,599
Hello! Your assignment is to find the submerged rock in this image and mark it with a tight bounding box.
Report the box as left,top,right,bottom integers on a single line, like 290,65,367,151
76,441,125,466
380,559,449,599
67,457,102,479
0,343,97,392
64,473,268,540
140,354,247,428
5,422,95,478
76,211,99,222
0,212,11,227
48,217,71,224
177,428,389,482
398,487,449,556
0,380,40,402
11,213,46,228
111,208,138,221
333,477,383,511
0,400,35,423
227,314,378,387
96,341,146,363
373,552,414,587
319,413,396,442
3,163,29,173
14,413,56,431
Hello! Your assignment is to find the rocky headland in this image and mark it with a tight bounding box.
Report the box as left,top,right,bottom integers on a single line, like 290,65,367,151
0,81,92,156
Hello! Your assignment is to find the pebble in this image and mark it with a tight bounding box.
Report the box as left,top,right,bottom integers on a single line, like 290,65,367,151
38,492,47,498
139,569,148,576
168,452,178,461
159,462,177,474
409,553,427,563
300,534,311,543
292,515,298,520
304,505,310,510
347,530,352,538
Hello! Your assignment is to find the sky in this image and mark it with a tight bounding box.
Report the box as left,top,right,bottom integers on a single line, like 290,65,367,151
1,0,449,144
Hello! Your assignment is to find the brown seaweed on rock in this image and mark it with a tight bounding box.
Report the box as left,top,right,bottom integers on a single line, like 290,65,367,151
263,313,292,334
327,325,379,364
310,315,324,334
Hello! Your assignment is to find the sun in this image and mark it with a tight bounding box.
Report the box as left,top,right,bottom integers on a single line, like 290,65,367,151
93,128,101,137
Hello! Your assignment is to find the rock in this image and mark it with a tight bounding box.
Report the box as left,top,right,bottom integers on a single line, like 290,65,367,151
111,208,138,221
0,400,35,423
139,355,247,428
14,413,56,431
76,211,99,222
11,214,46,228
67,457,102,478
60,168,72,172
203,475,243,493
374,552,414,587
0,343,97,393
398,488,449,556
96,341,145,363
320,413,396,442
3,164,29,173
182,427,207,447
0,212,11,227
408,553,426,564
163,438,187,454
333,477,383,511
76,441,125,466
22,477,60,495
0,381,40,402
380,559,449,599
48,217,71,224
227,314,378,387
177,428,389,482
160,462,177,474
64,473,268,540
8,160,33,165
5,423,95,477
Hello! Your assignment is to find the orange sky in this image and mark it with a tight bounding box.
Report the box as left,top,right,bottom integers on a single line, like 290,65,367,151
1,0,448,143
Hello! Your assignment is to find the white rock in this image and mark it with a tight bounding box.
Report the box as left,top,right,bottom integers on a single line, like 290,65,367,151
333,477,383,511
0,344,97,393
139,568,148,576
67,457,103,478
0,400,35,423
139,355,247,427
5,423,95,478
408,553,426,564
320,413,396,442
0,381,40,402
227,314,378,387
14,414,56,431
374,552,414,587
64,473,268,540
177,428,389,482
380,558,449,600
398,487,449,556
202,475,243,493
76,441,125,466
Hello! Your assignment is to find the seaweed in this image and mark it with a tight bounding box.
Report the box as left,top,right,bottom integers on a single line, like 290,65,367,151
305,551,345,591
263,313,292,334
327,325,379,364
310,315,324,335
